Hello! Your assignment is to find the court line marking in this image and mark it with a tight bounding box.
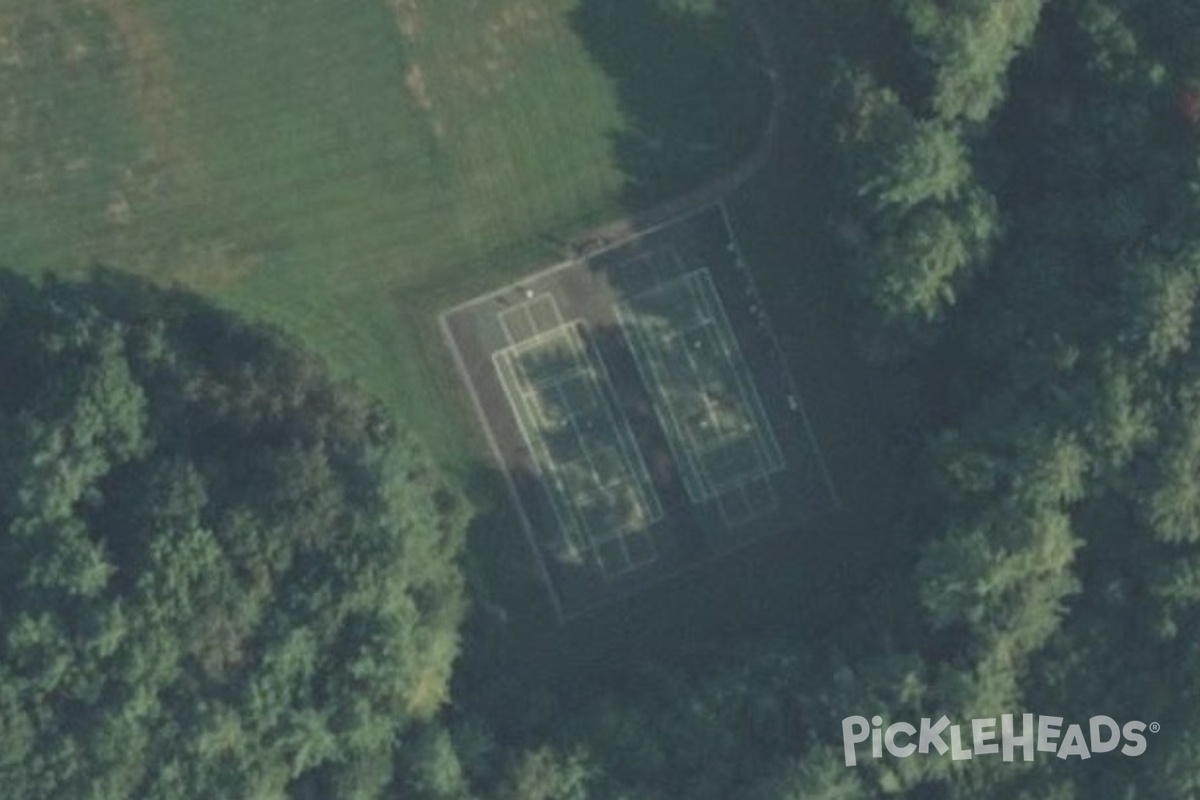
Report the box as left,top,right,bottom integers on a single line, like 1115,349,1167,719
494,320,662,580
438,314,566,621
616,268,784,504
716,200,842,510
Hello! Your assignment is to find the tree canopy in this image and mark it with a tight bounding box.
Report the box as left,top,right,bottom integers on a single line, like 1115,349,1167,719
432,1,1200,797
8,0,1200,798
0,271,467,799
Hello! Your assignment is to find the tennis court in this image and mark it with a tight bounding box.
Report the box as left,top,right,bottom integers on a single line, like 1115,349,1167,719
441,202,839,620
493,314,661,578
616,268,784,524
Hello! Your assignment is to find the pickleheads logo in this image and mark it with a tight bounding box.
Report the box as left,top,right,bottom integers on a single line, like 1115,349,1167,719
842,715,1159,767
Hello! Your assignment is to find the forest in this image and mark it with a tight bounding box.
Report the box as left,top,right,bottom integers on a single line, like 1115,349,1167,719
3,0,1200,797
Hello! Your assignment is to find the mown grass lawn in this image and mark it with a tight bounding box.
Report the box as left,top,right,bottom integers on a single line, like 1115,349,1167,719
0,0,796,636
0,0,677,468
1,0,906,654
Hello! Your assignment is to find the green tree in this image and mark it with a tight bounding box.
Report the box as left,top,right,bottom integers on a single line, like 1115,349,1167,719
898,0,1046,122
749,750,869,800
499,747,593,800
865,186,999,322
0,271,467,799
832,68,1000,335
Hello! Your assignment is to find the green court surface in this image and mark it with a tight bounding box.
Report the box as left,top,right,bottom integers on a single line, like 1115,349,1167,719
616,268,784,504
493,319,661,577
443,204,839,618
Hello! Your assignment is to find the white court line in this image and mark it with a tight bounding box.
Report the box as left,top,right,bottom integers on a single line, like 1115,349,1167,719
580,327,665,522
716,200,842,510
498,305,523,345
494,350,588,554
439,315,566,621
690,269,785,473
523,305,536,340
529,293,564,331
584,331,662,573
616,304,709,502
677,323,732,495
562,349,662,577
620,269,779,502
440,203,720,322
502,320,661,580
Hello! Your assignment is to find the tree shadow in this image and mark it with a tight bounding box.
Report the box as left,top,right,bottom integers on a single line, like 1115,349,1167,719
569,0,773,208
455,0,933,698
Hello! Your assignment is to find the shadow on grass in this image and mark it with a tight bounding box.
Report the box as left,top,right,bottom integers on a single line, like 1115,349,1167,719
569,0,772,208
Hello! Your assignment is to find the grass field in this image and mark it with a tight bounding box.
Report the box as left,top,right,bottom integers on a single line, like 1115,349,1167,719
0,0,763,469
1,0,900,648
